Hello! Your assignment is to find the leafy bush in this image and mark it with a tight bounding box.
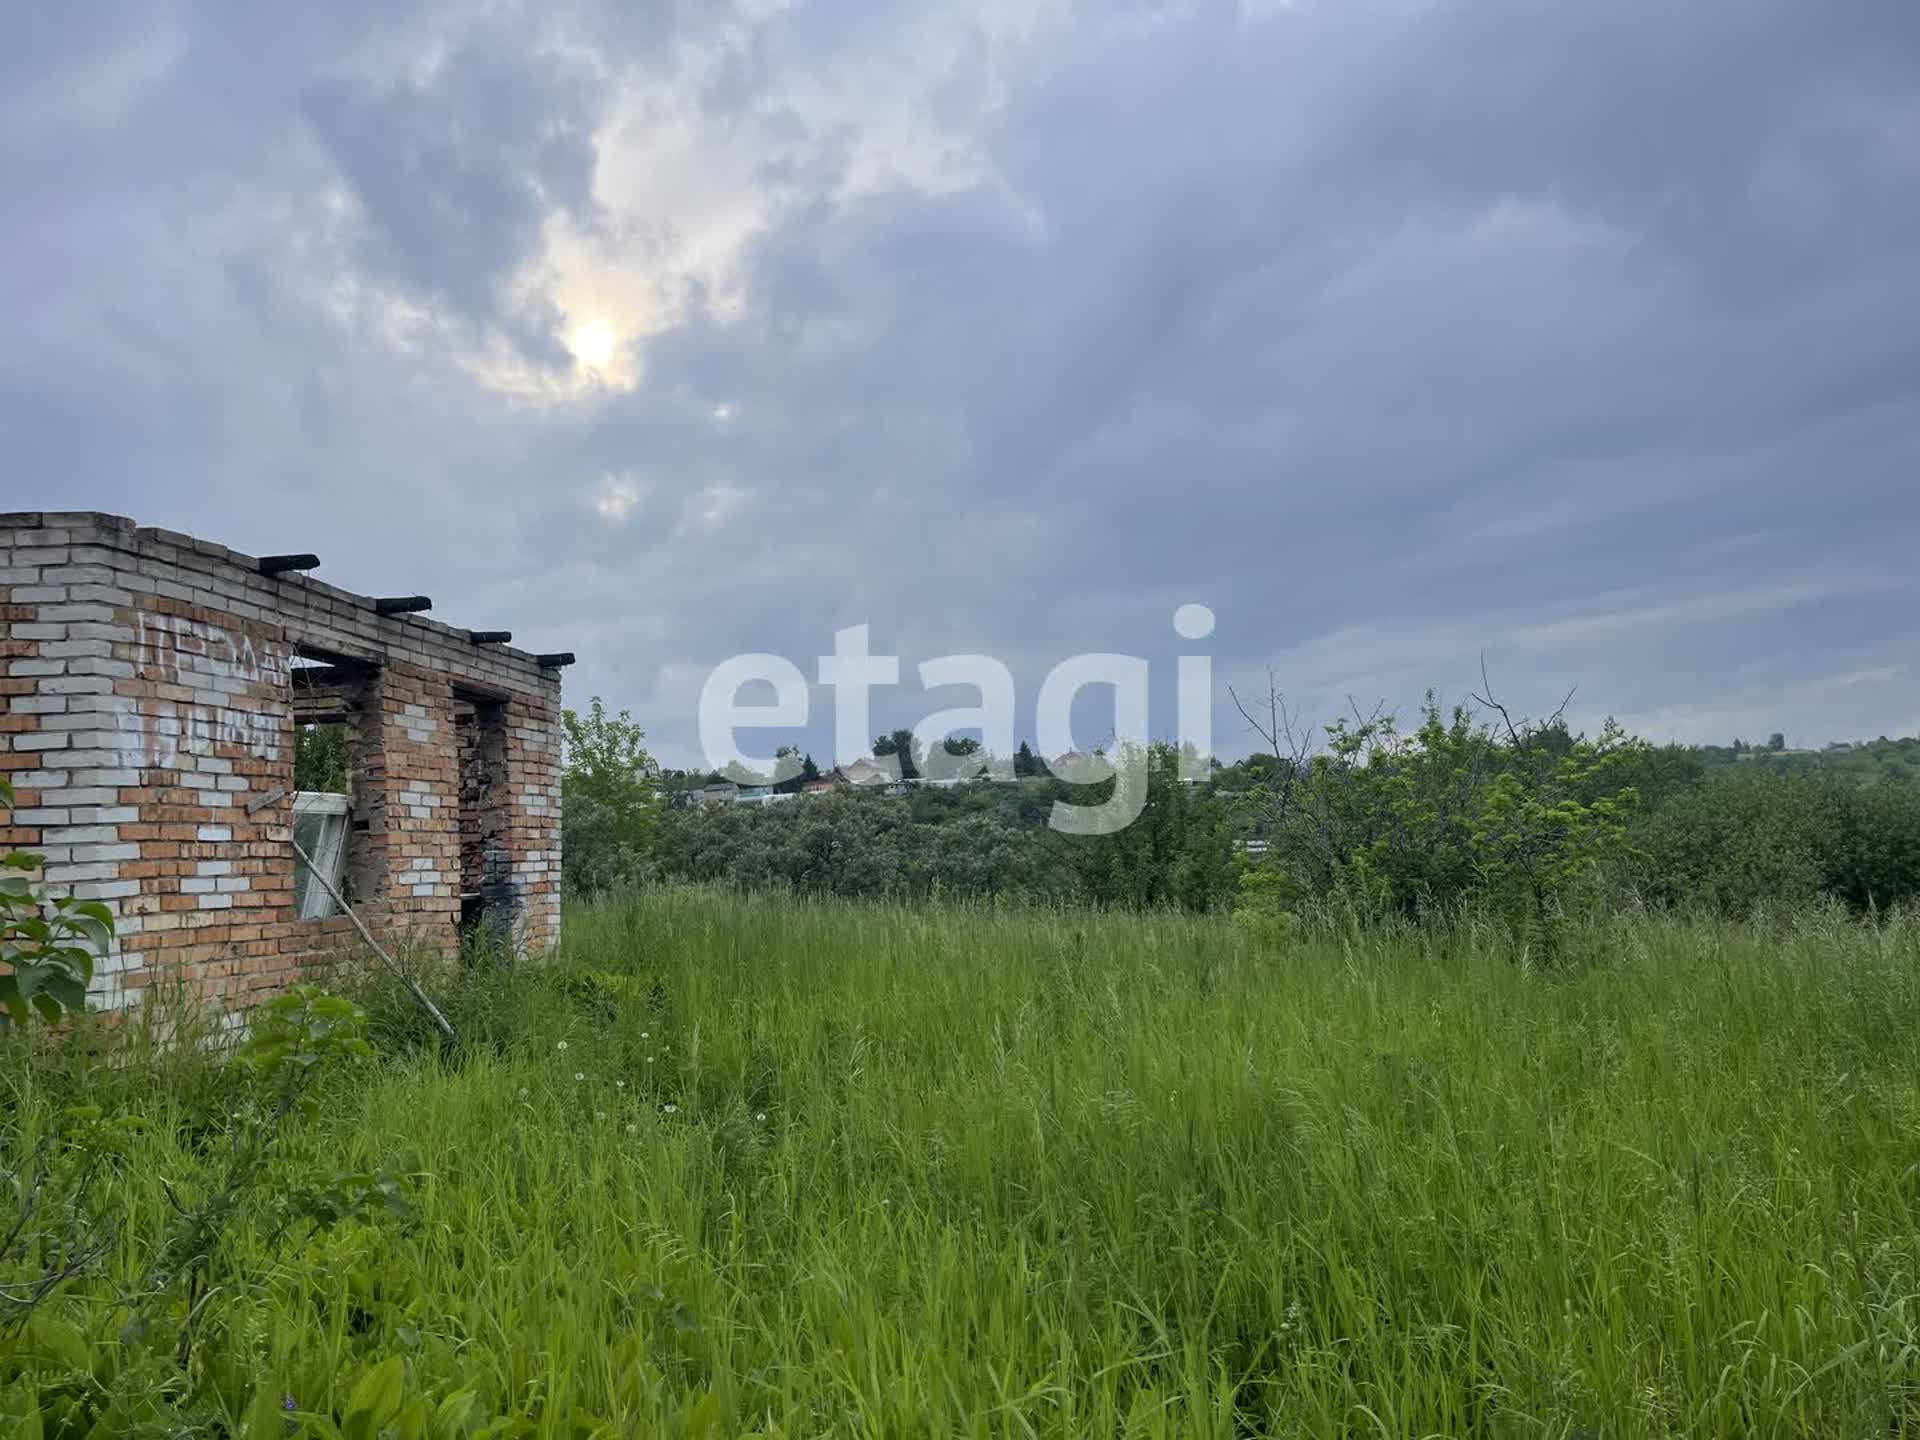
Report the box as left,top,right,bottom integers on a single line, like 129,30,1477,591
1230,697,1647,958
2,984,413,1436
1,776,117,1028
560,699,661,896
661,790,1083,903
1635,772,1920,916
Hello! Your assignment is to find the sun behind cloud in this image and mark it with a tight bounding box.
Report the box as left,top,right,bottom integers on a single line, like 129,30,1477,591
567,315,620,373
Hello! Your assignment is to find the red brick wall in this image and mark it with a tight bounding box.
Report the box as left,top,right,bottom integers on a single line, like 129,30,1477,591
0,512,564,1022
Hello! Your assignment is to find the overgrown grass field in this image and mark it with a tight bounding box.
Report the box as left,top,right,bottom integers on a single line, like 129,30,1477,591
7,891,1920,1436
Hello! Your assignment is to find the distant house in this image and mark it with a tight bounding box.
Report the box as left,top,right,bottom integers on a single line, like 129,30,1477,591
700,781,740,806
837,757,896,788
735,784,774,805
801,779,836,796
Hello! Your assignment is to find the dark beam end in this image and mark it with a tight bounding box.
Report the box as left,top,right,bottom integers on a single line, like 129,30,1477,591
258,553,320,576
374,595,433,615
536,652,577,668
469,630,513,645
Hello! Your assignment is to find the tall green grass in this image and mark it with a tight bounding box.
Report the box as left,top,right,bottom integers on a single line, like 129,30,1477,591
6,891,1920,1436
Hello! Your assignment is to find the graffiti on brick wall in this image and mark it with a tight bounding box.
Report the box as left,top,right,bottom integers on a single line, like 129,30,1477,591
135,612,290,689
113,611,289,767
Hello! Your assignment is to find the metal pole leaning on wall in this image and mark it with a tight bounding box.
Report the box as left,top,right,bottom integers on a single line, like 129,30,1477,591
245,788,457,1042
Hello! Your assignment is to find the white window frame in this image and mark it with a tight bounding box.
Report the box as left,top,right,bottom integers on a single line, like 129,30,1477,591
293,790,351,919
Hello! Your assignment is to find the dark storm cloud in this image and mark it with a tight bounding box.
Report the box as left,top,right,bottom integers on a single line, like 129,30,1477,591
302,31,602,348
4,0,1917,763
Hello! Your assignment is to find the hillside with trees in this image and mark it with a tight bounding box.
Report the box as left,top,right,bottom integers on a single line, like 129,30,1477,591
558,694,1920,940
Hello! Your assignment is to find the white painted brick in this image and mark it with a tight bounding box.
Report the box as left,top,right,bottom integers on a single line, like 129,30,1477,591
197,825,232,842
36,603,116,623
70,584,135,606
71,843,139,863
40,640,113,659
37,712,111,730
39,705,118,729
14,733,69,751
41,676,111,694
51,750,127,768
196,893,234,910
13,695,68,714
74,880,141,900
69,806,138,824
181,878,217,894
44,825,118,844
44,862,120,883
11,623,66,640
72,769,145,787
66,658,135,679
11,771,67,789
59,731,135,750
10,659,67,677
9,586,69,603
196,859,233,876
214,877,250,893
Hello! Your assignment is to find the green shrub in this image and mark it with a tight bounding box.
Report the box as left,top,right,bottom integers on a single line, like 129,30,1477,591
1634,772,1920,916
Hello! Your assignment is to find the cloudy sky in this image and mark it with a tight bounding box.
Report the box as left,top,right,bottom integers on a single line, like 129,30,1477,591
6,0,1917,768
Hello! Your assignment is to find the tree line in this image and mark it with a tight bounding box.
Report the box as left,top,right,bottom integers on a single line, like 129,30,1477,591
556,693,1920,945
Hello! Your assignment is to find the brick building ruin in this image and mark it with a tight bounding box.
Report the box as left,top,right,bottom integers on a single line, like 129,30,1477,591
0,512,566,1020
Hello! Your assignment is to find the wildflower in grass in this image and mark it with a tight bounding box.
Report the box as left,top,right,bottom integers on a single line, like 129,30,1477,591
282,1395,297,1412
517,1087,529,1100
556,1040,568,1051
640,1031,649,1039
575,1072,585,1082
596,1110,608,1120
615,1079,626,1090
626,1123,638,1134
661,1103,678,1114
755,1112,767,1122
646,1055,654,1064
